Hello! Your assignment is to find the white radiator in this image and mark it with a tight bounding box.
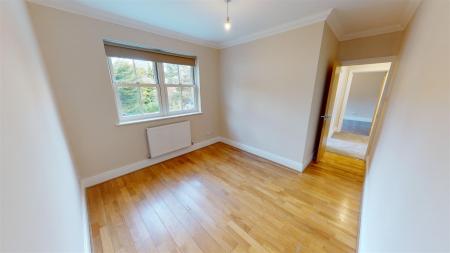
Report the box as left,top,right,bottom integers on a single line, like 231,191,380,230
146,121,192,158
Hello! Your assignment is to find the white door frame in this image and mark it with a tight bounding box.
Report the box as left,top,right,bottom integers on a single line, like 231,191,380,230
341,56,397,165
336,63,392,132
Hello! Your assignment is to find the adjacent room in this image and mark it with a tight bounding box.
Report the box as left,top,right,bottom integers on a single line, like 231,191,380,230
1,0,449,253
325,62,391,159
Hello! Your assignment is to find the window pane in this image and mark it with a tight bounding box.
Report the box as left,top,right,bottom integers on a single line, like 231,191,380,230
110,57,136,83
179,65,194,84
141,87,160,114
181,87,195,110
167,87,182,112
134,60,156,84
163,63,180,84
117,87,141,116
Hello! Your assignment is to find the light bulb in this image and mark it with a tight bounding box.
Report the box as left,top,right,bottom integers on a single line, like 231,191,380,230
224,17,231,31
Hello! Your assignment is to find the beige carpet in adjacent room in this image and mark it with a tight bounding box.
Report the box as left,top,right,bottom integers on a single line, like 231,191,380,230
326,132,369,159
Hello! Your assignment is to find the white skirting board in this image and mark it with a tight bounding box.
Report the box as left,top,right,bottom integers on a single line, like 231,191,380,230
81,137,221,188
80,185,91,253
218,137,304,172
81,136,305,188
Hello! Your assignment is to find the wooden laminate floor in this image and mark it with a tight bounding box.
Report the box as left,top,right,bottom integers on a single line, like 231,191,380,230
87,142,365,253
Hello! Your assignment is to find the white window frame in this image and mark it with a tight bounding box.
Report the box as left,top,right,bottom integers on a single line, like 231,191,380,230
159,63,199,116
107,58,200,125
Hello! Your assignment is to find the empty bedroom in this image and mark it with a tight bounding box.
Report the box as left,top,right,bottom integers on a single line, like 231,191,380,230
1,0,449,253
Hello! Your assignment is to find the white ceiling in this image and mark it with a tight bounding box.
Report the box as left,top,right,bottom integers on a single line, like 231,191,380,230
30,0,421,48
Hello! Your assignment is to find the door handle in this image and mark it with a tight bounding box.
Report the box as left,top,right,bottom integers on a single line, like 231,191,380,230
320,115,331,120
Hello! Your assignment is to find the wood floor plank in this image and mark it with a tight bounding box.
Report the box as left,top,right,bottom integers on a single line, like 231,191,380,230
86,142,365,253
129,172,181,253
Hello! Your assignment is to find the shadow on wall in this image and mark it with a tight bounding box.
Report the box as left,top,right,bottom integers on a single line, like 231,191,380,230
1,0,86,252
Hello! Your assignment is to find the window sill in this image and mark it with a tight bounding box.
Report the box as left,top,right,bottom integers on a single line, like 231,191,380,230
116,111,203,126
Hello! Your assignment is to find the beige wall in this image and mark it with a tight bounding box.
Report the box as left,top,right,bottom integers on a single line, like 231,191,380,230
303,23,339,163
339,31,403,61
219,22,333,168
359,0,450,251
27,3,221,178
1,1,86,251
344,71,386,122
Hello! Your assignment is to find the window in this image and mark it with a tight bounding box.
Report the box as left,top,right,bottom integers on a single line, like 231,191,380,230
163,63,196,112
105,42,199,124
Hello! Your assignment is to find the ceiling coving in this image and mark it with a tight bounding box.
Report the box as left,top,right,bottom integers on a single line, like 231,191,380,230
29,0,421,48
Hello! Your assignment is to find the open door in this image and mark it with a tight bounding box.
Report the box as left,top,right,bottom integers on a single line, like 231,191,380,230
314,64,341,161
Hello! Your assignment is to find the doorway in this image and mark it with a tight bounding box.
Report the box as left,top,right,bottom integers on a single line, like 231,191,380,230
315,58,394,162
